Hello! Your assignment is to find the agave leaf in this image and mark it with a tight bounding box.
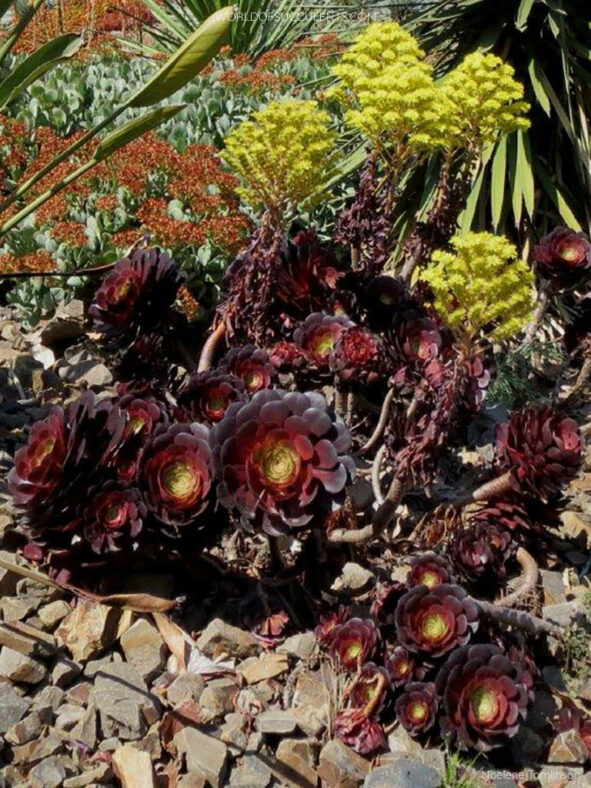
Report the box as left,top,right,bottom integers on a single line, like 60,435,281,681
0,33,82,110
128,5,233,107
93,105,185,161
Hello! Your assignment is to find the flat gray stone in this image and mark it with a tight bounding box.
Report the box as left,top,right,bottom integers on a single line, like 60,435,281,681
255,709,297,735
364,758,440,788
277,633,317,661
196,619,260,660
318,739,370,786
0,680,31,733
120,618,166,680
29,756,67,788
230,754,272,787
0,646,47,684
92,661,161,741
174,727,228,787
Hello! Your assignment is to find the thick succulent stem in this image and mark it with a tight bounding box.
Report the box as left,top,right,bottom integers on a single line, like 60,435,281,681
334,389,347,418
327,472,404,544
371,444,387,504
474,599,563,639
564,356,591,401
372,477,404,534
454,471,514,507
357,387,395,456
362,673,388,719
494,547,538,609
198,322,226,372
522,286,549,346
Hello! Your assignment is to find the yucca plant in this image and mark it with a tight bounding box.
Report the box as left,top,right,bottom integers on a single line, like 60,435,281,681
0,2,234,241
131,0,416,57
408,0,591,237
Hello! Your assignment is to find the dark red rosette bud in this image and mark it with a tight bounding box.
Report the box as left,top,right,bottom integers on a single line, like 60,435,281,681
268,341,306,372
83,483,145,554
177,371,247,425
120,393,169,440
220,345,276,394
329,326,385,386
436,644,534,751
470,498,533,533
448,524,516,582
334,708,386,755
533,227,591,288
395,682,439,736
9,392,126,537
275,229,343,319
370,581,406,626
294,312,354,368
364,276,410,327
115,393,170,482
89,248,184,341
394,309,441,363
315,605,350,646
407,552,455,589
211,388,354,534
330,617,379,671
9,408,67,510
348,663,391,710
138,422,212,529
395,583,479,659
496,406,582,498
385,645,416,687
554,707,591,760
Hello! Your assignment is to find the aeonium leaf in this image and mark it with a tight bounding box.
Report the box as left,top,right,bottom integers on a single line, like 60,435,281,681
127,5,234,108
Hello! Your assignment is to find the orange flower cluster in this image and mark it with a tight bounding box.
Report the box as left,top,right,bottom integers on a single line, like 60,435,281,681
177,285,200,321
0,251,55,275
7,0,150,55
218,69,296,95
95,195,119,212
50,221,88,247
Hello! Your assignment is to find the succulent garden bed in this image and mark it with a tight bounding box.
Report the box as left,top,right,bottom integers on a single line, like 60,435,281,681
1,10,591,788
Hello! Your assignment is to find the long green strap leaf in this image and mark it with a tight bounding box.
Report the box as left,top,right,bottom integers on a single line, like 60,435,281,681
94,105,185,161
0,33,82,110
491,136,507,230
0,0,45,67
517,129,535,218
128,5,234,107
534,161,582,230
516,0,535,30
527,56,551,116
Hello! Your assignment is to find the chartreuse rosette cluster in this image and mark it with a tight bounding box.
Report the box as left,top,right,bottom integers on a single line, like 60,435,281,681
222,99,337,216
420,232,535,343
329,21,529,154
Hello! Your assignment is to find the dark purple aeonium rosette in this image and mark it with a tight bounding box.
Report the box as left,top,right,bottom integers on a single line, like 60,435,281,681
211,388,354,535
448,523,516,582
407,551,455,590
385,645,416,688
395,682,439,736
435,644,534,751
177,370,247,425
294,312,354,369
89,248,185,342
83,482,145,554
330,617,379,671
333,708,386,755
533,227,591,288
329,326,385,387
496,405,582,498
395,583,479,660
9,391,126,539
138,422,212,531
219,345,276,394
